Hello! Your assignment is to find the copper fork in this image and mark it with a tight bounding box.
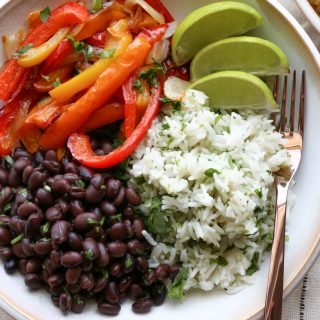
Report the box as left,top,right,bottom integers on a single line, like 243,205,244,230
264,70,305,320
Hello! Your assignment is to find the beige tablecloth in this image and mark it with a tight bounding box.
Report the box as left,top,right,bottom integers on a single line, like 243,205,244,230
0,0,319,319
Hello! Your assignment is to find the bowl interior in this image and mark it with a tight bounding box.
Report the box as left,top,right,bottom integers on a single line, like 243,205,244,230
295,0,320,34
0,1,320,320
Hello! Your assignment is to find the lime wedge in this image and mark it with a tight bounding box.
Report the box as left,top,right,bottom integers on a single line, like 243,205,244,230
190,36,290,81
172,2,264,66
189,71,278,110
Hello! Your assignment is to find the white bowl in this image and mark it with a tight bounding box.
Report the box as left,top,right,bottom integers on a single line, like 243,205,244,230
0,0,320,320
295,0,320,33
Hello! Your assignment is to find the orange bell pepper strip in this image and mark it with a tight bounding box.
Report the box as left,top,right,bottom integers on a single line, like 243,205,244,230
0,2,88,102
19,124,42,153
81,101,125,132
67,83,161,168
49,20,133,102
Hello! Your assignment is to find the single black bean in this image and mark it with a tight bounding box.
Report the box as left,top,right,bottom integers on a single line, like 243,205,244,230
90,138,99,150
17,202,39,218
126,188,142,206
155,264,171,281
0,246,12,260
4,258,17,274
25,213,42,238
50,250,61,269
82,238,100,260
150,281,167,306
136,257,149,273
12,242,27,258
18,259,28,275
42,269,49,283
51,178,71,195
46,207,62,223
65,267,82,285
122,254,135,274
143,270,156,287
70,186,86,199
113,187,126,207
78,166,92,182
85,225,103,241
132,298,153,314
70,200,84,217
51,221,71,244
21,238,36,257
34,238,51,255
13,158,32,173
100,201,116,216
43,258,55,275
93,276,108,293
45,177,54,188
95,243,110,268
79,273,95,291
26,258,42,274
7,168,21,187
50,284,63,296
118,277,132,293
106,178,121,199
98,302,121,316
101,142,113,154
72,295,86,314
25,273,42,289
124,219,134,239
81,259,93,272
56,198,69,214
109,261,122,278
13,148,32,160
64,162,78,174
74,213,98,231
53,174,63,181
66,284,81,295
133,218,144,240
22,165,33,184
59,292,72,313
119,291,127,303
90,174,105,189
0,186,13,207
48,273,64,287
60,251,83,267
28,171,48,190
85,185,105,204
130,283,145,299
42,160,61,175
35,188,54,207
127,240,145,256
105,282,119,304
108,222,127,241
0,168,8,186
63,173,80,184
44,150,56,161
107,241,127,258
123,207,133,220
9,216,26,234
68,232,83,251
0,226,11,245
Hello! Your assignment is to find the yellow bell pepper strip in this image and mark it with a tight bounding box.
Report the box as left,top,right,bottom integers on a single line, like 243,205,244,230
49,21,133,102
17,28,70,68
40,28,166,150
67,83,161,168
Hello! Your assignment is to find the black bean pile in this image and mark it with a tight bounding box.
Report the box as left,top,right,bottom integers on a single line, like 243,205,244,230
0,147,177,315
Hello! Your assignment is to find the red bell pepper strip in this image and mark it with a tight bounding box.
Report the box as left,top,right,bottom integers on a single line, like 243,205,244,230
68,84,161,168
140,24,168,46
144,0,174,23
41,39,74,74
86,31,107,48
0,2,88,102
40,25,167,150
0,90,39,155
122,71,139,138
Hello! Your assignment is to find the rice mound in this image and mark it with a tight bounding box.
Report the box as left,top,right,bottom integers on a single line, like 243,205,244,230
130,89,290,292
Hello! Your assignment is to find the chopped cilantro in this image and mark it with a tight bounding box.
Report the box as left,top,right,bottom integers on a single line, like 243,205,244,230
254,207,263,214
53,78,61,88
41,74,50,82
109,214,122,221
87,217,97,225
18,188,28,198
213,114,222,126
99,48,116,59
135,176,145,185
168,267,189,301
85,249,94,260
255,188,263,199
144,197,162,210
11,234,23,245
139,60,165,88
102,269,109,279
40,6,51,23
92,0,103,12
74,180,86,188
3,203,11,213
132,79,143,94
152,58,166,75
14,44,33,58
246,252,259,276
204,168,221,177
41,222,51,234
160,97,181,111
162,123,170,130
100,216,106,226
75,295,85,305
217,256,228,266
125,257,133,269
4,155,14,167
67,35,93,62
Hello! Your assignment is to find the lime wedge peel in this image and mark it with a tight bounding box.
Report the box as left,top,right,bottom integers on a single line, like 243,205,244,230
172,1,264,66
190,36,290,81
189,71,278,111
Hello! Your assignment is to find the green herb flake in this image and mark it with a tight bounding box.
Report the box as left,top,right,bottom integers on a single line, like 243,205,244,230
110,214,122,221
132,79,143,94
11,234,24,245
254,207,263,214
92,0,103,12
74,180,86,188
40,6,51,23
67,35,93,62
246,252,260,276
87,218,97,225
3,203,11,213
41,74,50,82
162,123,170,130
75,295,85,305
204,168,221,177
18,188,28,198
285,234,289,242
125,257,133,269
160,97,181,111
213,115,222,126
14,44,33,58
217,256,228,266
85,249,94,260
99,48,116,59
53,78,61,88
168,267,189,301
102,269,109,279
135,176,145,185
41,222,51,234
145,197,162,210
255,189,263,199
100,216,106,226
4,155,14,167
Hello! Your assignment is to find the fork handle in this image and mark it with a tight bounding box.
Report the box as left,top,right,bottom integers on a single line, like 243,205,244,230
264,201,288,320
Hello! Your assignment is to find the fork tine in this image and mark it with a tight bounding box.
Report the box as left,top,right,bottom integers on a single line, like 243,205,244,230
289,71,296,135
298,70,305,135
279,76,288,133
272,76,279,125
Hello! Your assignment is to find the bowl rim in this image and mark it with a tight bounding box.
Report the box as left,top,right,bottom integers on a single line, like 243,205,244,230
0,0,320,319
295,0,320,33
